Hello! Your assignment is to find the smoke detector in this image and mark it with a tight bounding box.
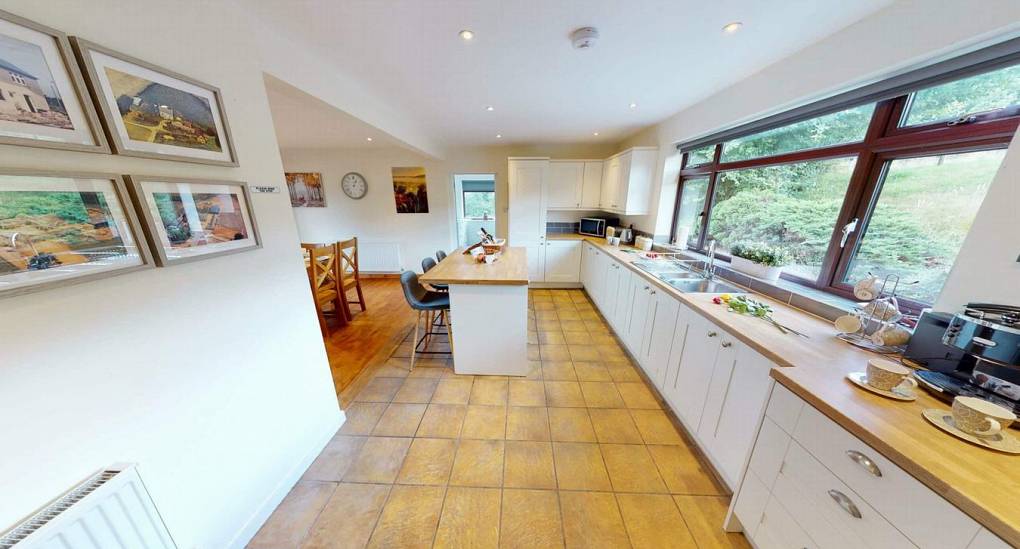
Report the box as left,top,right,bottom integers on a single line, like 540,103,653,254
571,27,600,49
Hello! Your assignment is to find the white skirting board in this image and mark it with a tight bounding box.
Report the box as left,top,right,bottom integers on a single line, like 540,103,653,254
448,284,529,376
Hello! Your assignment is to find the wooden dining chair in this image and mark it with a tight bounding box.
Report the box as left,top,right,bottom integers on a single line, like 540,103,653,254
302,242,346,336
337,237,366,321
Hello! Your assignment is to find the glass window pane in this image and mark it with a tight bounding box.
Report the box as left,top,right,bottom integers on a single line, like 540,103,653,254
706,157,857,280
844,149,1004,304
674,177,709,245
902,64,1020,127
685,145,716,167
720,104,875,162
463,191,495,219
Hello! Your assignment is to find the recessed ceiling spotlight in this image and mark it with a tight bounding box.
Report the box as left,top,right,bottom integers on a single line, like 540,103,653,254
496,134,502,139
459,29,474,41
722,22,743,33
365,137,373,142
485,105,494,112
593,132,600,136
629,102,637,109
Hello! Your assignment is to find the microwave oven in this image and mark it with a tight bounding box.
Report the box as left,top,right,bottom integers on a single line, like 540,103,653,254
579,218,606,237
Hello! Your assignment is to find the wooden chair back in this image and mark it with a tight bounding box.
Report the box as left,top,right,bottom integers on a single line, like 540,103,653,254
338,237,360,287
302,242,340,302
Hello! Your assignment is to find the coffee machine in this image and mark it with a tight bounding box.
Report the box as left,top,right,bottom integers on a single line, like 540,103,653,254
906,304,1020,415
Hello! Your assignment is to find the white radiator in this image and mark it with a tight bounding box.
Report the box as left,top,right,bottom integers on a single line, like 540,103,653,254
357,241,402,273
0,464,176,549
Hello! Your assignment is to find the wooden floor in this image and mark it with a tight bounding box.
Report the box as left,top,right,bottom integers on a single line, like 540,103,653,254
250,289,750,549
323,278,418,395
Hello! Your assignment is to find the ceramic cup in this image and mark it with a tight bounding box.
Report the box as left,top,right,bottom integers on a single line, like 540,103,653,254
865,358,918,392
834,314,863,334
951,396,1016,437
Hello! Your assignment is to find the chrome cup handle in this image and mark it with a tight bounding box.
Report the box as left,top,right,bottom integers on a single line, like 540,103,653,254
845,450,882,477
828,489,863,519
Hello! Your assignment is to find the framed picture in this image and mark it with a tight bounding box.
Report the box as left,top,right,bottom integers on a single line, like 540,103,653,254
392,166,429,213
126,176,260,266
0,10,108,153
286,172,326,207
71,38,238,166
0,170,152,298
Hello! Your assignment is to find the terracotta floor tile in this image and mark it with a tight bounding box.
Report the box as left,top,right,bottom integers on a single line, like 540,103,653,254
527,344,540,360
544,381,586,407
371,403,427,437
557,310,581,321
580,381,627,408
589,408,644,443
416,404,467,438
583,320,609,333
559,491,631,549
249,480,336,548
469,378,509,406
540,344,572,361
393,378,440,403
508,380,546,406
560,320,588,333
504,440,557,489
647,445,725,496
374,363,411,378
500,489,563,549
542,361,578,381
407,366,452,379
303,436,367,481
303,483,391,549
338,402,387,435
568,345,602,362
506,406,551,441
630,409,684,445
606,364,643,383
535,309,559,321
461,405,507,439
562,331,591,345
536,319,561,331
431,378,474,405
548,407,597,443
552,442,611,491
595,344,628,360
367,485,445,549
343,436,412,483
396,437,456,485
356,377,404,402
573,361,613,382
450,439,505,487
590,333,619,346
673,495,750,549
600,444,668,493
616,382,662,409
528,331,539,345
525,360,544,380
434,487,502,549
616,493,697,549
538,330,566,344
533,300,555,309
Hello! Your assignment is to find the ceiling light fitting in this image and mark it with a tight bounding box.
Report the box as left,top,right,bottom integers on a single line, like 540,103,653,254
459,29,474,41
629,102,637,109
722,22,743,33
485,105,494,112
365,137,373,142
571,27,599,49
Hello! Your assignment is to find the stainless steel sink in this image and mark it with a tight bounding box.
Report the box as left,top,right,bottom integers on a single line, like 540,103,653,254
659,273,703,283
666,278,744,294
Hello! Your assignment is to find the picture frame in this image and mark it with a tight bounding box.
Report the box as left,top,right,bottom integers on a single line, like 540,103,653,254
0,169,153,299
125,176,261,267
285,172,326,207
0,10,109,153
71,38,238,166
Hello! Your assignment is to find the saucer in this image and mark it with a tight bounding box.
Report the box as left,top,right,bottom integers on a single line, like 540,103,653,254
921,409,1020,454
846,372,916,401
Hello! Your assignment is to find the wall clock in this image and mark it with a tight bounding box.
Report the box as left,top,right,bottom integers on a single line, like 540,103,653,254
341,172,368,199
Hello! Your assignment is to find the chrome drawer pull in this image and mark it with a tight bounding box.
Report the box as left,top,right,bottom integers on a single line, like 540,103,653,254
846,450,883,477
828,489,863,519
721,341,732,348
707,331,718,337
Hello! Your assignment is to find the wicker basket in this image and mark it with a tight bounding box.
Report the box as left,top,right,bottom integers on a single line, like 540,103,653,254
481,238,506,255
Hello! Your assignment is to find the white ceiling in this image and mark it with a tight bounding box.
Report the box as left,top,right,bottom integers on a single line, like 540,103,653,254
253,0,893,149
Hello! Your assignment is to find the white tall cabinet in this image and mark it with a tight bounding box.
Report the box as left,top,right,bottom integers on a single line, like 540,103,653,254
508,157,549,282
600,147,657,215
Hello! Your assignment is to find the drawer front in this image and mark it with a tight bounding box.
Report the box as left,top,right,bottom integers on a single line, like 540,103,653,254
756,495,819,549
766,383,805,433
748,416,790,489
733,469,770,537
794,405,980,549
774,441,917,549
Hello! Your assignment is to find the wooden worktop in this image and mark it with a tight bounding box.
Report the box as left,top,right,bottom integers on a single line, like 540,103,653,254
553,233,1020,545
420,246,529,286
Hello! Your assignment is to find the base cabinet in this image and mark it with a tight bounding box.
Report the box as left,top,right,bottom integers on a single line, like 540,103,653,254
543,240,581,283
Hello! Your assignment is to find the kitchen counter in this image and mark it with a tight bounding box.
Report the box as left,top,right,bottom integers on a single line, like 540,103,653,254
558,233,1020,546
420,246,529,286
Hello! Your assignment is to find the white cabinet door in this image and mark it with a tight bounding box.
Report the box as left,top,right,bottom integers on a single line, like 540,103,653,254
544,240,581,283
710,346,776,487
610,266,635,333
601,259,621,318
673,313,722,429
619,148,656,215
625,281,654,358
580,243,592,288
698,335,738,439
580,161,603,208
525,244,546,282
614,151,632,211
640,288,680,390
547,161,583,209
600,158,621,210
508,158,548,246
662,304,693,401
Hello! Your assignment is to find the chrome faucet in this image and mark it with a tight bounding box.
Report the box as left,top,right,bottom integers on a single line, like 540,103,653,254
706,239,717,280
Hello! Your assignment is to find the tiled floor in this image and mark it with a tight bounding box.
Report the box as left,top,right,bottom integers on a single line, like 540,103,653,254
249,289,751,549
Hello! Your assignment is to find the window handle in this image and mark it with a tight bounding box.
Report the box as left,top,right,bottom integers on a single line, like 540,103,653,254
840,218,859,248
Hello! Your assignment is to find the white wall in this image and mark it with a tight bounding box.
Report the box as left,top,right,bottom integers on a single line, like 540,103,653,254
0,2,341,548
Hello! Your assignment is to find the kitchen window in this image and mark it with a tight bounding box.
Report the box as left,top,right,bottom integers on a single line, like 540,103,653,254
672,61,1018,308
463,189,495,219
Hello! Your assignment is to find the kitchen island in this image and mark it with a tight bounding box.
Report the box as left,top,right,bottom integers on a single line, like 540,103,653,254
419,246,530,376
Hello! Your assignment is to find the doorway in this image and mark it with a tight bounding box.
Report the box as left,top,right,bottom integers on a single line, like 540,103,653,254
453,174,496,247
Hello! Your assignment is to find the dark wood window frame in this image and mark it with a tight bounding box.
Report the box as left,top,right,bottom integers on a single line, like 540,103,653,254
671,92,1019,309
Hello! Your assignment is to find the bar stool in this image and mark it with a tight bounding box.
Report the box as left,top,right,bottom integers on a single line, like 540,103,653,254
421,257,448,292
400,271,453,370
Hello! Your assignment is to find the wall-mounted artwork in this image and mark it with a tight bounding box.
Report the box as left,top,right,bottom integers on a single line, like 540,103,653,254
71,38,238,166
392,166,429,214
126,176,260,266
286,172,326,207
0,10,108,153
0,170,152,298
